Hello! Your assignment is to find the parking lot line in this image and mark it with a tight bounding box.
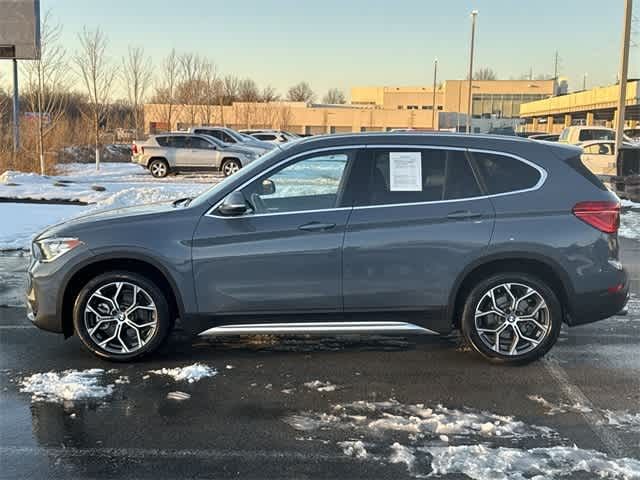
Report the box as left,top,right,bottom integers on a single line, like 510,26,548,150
543,356,629,457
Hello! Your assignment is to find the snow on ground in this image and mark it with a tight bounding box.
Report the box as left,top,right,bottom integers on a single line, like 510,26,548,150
1,163,216,251
620,209,640,240
20,368,114,403
304,380,339,392
0,203,84,251
284,399,640,478
148,363,217,383
527,395,593,416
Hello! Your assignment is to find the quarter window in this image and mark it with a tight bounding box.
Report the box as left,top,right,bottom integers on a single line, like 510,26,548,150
240,152,351,214
356,149,481,206
472,152,541,194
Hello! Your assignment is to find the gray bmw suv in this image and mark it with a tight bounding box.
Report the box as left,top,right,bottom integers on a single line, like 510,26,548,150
27,133,628,364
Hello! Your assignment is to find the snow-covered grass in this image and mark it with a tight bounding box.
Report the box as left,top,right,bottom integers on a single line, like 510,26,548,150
1,163,216,251
284,399,640,479
20,368,114,403
148,363,217,383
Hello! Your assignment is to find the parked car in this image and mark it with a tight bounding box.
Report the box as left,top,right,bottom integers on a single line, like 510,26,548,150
529,134,560,142
240,129,300,144
29,133,628,364
558,126,633,145
188,126,274,154
624,127,640,142
131,133,259,177
612,146,640,202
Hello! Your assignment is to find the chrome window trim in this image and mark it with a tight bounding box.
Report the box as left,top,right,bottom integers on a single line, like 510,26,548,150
205,144,547,219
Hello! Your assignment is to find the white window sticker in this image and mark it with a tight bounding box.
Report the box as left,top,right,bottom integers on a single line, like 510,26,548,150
389,152,422,191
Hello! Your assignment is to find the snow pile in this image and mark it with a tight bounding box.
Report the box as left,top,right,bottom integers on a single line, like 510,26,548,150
619,209,640,240
527,395,593,416
149,363,217,383
426,444,640,480
304,380,339,392
338,441,368,459
284,399,640,478
602,410,640,430
167,391,192,401
20,368,114,403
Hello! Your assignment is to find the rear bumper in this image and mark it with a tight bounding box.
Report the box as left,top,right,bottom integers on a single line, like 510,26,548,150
566,274,629,327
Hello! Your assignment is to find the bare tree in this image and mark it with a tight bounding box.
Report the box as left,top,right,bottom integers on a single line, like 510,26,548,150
22,12,70,174
74,27,117,170
287,81,315,103
198,59,219,125
222,75,240,105
177,52,206,126
237,78,260,102
260,85,280,102
322,88,346,104
121,46,152,139
151,49,180,132
471,67,498,81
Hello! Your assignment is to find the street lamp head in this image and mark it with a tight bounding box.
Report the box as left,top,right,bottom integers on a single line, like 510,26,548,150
471,10,478,16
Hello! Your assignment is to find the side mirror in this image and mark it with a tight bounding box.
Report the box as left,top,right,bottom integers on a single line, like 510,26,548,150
218,191,248,216
259,179,276,196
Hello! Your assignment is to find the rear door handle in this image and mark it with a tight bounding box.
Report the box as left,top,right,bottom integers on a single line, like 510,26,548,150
447,210,483,220
298,222,336,232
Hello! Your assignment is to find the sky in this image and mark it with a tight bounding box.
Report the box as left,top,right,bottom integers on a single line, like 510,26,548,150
1,0,638,100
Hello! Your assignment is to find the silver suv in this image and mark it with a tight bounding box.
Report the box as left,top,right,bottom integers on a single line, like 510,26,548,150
132,133,259,177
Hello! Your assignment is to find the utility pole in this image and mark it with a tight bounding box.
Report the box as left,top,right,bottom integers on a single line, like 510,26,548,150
12,58,20,154
615,0,633,155
553,51,560,95
432,58,438,130
466,10,478,134
583,72,588,91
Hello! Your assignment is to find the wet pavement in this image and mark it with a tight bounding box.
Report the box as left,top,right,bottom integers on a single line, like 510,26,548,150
0,239,638,479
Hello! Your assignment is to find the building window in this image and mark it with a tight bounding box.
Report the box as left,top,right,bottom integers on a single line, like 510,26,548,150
407,105,419,110
397,105,404,110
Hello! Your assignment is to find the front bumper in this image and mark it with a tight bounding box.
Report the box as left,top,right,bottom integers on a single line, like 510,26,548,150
26,246,93,334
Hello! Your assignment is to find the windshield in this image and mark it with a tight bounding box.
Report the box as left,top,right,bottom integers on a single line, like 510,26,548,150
189,146,284,207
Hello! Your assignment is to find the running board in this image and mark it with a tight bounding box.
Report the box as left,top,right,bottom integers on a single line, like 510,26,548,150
198,321,438,336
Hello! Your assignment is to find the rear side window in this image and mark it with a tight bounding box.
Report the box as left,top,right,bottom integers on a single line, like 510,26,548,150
472,152,541,194
170,136,187,148
255,134,276,141
356,149,481,206
579,129,614,142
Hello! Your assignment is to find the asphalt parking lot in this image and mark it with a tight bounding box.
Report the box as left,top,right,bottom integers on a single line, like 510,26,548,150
0,238,638,479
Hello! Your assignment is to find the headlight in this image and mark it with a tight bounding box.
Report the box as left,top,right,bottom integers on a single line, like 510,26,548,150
34,237,83,263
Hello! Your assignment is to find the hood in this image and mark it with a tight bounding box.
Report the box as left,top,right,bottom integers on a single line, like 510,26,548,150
36,201,180,240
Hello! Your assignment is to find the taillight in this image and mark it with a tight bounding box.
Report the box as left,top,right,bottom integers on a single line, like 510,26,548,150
132,144,138,154
572,201,620,234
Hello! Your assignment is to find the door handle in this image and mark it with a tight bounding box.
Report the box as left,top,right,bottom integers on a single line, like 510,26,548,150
298,222,336,232
447,210,483,220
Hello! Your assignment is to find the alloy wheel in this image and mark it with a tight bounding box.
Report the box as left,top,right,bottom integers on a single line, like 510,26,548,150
150,162,167,177
474,282,551,356
84,281,158,355
223,161,240,176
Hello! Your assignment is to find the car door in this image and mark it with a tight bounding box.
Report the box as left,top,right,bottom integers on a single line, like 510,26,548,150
342,146,495,319
191,148,358,315
188,136,220,168
171,136,193,166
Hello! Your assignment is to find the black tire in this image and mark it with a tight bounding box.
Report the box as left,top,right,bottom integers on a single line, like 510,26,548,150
148,158,169,178
460,272,562,365
73,271,172,362
221,158,241,177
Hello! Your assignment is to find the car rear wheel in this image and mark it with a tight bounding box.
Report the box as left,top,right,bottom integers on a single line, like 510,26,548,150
73,271,172,361
221,158,241,177
461,273,562,365
149,159,169,178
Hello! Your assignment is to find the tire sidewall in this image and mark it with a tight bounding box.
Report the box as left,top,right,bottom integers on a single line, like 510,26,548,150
72,271,171,362
461,273,562,365
149,159,168,178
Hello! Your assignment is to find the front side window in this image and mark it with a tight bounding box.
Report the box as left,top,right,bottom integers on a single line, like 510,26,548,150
240,152,351,214
472,152,541,194
356,149,480,206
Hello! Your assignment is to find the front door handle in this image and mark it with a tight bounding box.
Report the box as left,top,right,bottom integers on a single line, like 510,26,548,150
298,222,336,232
447,210,483,220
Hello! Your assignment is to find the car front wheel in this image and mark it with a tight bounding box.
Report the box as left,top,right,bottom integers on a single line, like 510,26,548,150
73,271,172,361
461,273,562,364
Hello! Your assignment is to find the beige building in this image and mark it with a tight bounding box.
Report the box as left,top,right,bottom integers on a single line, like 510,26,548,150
519,80,640,133
143,80,556,135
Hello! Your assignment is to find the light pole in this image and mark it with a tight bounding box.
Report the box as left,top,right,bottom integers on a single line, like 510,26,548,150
583,72,588,91
432,58,438,130
615,0,632,155
466,10,478,134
